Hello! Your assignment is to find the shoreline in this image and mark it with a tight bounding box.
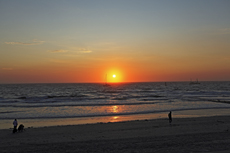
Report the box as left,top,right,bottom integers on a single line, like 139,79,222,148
1,107,230,130
1,115,230,153
1,108,230,130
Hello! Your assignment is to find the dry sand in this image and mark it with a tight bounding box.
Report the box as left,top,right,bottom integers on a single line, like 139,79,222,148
1,115,230,153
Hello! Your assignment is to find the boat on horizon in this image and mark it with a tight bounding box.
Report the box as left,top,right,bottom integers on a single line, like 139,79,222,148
103,74,110,86
189,79,200,85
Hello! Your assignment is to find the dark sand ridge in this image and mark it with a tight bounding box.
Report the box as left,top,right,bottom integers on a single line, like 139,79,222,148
1,115,230,153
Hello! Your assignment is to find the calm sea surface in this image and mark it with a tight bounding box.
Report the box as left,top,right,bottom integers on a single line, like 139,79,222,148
1,82,230,129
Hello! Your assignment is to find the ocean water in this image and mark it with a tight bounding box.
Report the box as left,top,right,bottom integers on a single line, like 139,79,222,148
0,82,230,129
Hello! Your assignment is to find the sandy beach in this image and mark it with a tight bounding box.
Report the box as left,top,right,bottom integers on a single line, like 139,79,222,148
1,115,230,153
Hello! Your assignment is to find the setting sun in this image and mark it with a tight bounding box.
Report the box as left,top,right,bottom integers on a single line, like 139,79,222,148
105,69,123,83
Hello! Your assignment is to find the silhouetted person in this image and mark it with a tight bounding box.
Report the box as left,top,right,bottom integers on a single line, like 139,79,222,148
168,111,172,125
18,124,24,132
13,119,18,133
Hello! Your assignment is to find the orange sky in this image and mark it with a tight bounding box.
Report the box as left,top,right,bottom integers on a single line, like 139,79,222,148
1,1,230,83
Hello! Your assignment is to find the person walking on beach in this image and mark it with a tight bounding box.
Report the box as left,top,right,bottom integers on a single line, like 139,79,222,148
13,119,18,133
168,111,172,125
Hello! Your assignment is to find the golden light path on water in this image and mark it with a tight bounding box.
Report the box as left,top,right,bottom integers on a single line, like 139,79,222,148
110,105,121,122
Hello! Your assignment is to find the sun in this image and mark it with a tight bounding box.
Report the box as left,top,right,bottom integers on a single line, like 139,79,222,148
104,70,122,83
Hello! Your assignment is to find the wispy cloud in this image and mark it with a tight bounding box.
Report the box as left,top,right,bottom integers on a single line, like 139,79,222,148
48,48,91,54
77,48,92,53
79,50,92,53
4,40,44,45
48,50,68,53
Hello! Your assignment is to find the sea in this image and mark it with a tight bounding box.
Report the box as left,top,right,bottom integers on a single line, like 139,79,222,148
1,81,230,129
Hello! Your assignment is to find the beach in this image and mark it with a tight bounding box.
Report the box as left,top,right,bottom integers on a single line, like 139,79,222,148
1,115,230,153
1,82,230,152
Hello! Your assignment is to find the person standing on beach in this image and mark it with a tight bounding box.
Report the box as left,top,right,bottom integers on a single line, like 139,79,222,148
13,119,18,133
168,111,172,125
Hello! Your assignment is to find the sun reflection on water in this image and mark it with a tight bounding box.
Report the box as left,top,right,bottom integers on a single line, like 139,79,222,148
112,105,119,113
113,116,119,120
109,116,120,122
108,105,122,122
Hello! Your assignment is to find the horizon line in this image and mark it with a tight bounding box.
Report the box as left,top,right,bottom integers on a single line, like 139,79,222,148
1,80,230,85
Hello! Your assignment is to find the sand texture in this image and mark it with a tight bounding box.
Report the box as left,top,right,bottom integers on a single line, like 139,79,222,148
1,116,230,153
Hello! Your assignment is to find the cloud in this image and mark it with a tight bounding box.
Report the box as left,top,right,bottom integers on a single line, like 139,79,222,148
79,50,92,53
47,47,92,56
77,48,92,53
48,48,92,54
48,50,68,53
4,40,44,45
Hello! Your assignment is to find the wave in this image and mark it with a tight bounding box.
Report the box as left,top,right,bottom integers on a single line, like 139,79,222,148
0,101,159,108
0,111,24,114
1,107,229,120
0,93,167,104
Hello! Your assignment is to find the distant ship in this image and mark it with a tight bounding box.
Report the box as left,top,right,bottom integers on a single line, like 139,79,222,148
189,79,200,85
103,74,110,86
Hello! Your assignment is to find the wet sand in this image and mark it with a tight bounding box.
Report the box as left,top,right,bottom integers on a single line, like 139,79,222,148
1,115,230,153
